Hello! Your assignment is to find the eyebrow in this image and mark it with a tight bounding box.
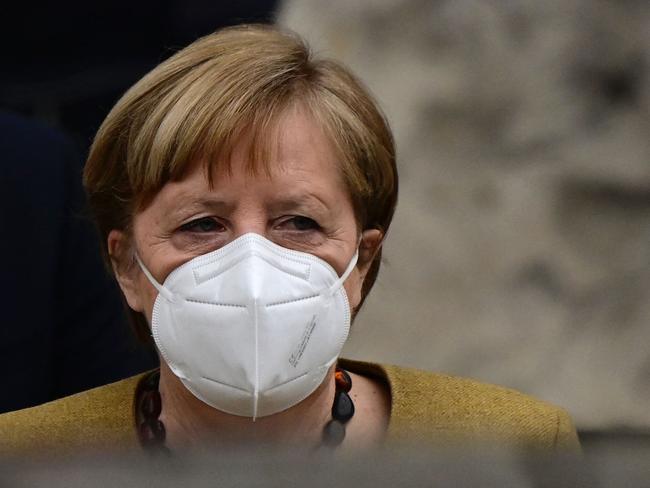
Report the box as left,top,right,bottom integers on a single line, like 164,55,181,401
164,197,235,221
268,191,332,214
164,191,332,220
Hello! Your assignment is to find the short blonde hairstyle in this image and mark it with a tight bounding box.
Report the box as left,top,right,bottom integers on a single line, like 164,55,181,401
84,24,397,341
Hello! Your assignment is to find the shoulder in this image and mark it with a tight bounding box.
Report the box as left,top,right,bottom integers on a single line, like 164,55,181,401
0,372,148,455
339,359,579,451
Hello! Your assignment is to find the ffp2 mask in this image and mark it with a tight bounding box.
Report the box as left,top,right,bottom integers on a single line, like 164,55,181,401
137,233,358,419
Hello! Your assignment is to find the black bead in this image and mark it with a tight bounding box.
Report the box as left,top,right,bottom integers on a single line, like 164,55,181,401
141,391,162,418
331,390,354,423
139,419,166,445
150,419,166,442
322,419,346,446
143,371,160,391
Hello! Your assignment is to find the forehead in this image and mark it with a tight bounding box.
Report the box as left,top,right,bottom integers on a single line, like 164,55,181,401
146,107,349,208
217,105,346,191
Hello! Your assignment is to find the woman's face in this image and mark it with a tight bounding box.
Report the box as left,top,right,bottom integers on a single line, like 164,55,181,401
110,107,382,323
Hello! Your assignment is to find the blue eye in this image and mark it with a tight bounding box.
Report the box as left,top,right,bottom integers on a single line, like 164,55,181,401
286,216,320,231
180,217,223,233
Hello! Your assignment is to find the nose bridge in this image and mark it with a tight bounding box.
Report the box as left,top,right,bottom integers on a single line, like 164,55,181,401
231,199,268,239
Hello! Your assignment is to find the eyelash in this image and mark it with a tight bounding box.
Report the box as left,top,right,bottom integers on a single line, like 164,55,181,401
178,216,322,234
179,217,225,233
276,215,321,232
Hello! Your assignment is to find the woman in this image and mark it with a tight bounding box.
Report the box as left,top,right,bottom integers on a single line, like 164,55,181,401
0,25,578,454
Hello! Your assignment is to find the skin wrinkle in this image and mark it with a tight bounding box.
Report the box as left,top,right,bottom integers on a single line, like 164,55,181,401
109,107,389,448
162,193,331,229
83,24,397,350
130,110,359,286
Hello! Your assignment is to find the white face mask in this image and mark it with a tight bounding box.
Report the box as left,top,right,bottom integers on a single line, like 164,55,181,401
137,233,358,419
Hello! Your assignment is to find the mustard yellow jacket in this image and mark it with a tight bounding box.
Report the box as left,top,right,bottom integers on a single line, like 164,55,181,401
0,360,579,454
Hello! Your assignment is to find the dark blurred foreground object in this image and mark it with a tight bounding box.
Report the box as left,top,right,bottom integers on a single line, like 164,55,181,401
0,1,278,152
1,439,649,488
0,111,157,414
0,1,277,413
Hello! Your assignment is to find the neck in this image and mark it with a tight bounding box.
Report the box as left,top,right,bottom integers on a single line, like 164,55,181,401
158,362,337,450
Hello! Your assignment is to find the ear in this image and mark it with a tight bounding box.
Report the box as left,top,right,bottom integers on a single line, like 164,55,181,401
346,229,383,310
107,229,144,313
357,228,384,281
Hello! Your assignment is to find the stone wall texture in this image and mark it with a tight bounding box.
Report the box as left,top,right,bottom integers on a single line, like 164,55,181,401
278,0,650,429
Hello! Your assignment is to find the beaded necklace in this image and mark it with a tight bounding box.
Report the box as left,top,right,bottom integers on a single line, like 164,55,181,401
135,368,355,451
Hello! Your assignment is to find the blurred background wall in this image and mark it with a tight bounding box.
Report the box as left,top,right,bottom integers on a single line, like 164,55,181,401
1,0,648,433
278,0,650,432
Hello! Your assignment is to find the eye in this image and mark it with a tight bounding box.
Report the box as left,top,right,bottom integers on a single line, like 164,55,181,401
179,217,225,233
278,216,321,232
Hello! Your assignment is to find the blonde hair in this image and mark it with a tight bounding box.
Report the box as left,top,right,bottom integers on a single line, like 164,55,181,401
84,24,397,340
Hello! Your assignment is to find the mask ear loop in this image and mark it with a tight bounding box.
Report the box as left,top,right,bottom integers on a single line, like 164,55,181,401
135,254,176,303
326,240,361,296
